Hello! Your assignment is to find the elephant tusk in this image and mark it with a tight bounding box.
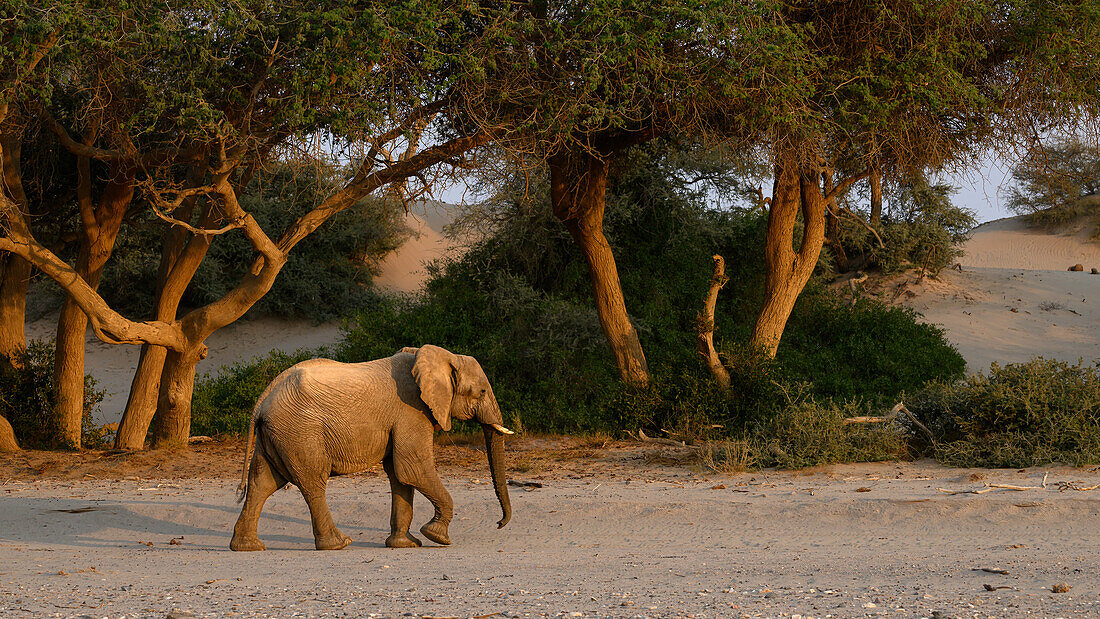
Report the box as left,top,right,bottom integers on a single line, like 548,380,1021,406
490,423,515,435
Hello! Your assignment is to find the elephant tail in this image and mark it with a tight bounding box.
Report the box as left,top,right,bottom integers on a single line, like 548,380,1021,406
237,380,276,503
235,412,259,503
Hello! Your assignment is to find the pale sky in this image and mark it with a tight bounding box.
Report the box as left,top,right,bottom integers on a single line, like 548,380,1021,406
941,153,1019,224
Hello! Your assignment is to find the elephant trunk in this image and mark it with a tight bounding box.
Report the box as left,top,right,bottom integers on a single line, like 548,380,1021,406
482,423,511,528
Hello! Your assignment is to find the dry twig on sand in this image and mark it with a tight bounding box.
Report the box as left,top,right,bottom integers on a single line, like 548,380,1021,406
1058,481,1100,492
843,403,936,444
984,483,1040,491
937,487,993,495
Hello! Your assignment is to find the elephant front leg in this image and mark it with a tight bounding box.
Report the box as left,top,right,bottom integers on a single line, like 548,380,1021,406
383,455,422,548
410,468,454,546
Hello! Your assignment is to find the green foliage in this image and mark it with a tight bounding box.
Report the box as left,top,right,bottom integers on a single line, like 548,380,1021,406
906,358,1100,468
191,347,327,437
0,341,104,449
1007,140,1100,228
828,175,975,276
748,397,906,469
777,292,966,399
872,179,976,275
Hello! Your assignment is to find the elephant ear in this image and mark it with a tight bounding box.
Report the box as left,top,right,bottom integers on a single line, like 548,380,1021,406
411,345,457,431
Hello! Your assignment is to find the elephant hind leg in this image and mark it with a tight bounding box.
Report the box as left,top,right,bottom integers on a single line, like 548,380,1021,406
231,448,286,551
383,454,422,548
300,485,353,550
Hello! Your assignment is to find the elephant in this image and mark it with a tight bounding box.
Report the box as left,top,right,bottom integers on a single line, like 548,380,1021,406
229,344,513,551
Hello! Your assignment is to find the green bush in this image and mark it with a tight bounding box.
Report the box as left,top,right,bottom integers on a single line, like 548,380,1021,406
777,291,967,400
0,341,105,449
824,175,975,276
749,397,906,469
906,358,1100,468
191,347,327,436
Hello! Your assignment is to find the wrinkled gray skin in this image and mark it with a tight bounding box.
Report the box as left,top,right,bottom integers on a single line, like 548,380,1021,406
230,345,512,551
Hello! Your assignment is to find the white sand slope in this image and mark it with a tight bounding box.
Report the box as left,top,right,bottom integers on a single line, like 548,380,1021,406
372,201,464,293
890,214,1100,373
959,216,1100,270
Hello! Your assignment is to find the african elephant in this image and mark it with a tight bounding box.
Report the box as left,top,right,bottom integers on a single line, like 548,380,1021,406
229,345,513,551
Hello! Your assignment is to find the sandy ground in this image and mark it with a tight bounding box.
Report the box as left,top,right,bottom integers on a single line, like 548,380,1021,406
878,215,1100,373
373,201,467,294
3,439,1100,618
11,210,1100,618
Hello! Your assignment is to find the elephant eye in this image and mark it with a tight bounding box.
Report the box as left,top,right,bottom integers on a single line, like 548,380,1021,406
480,388,487,394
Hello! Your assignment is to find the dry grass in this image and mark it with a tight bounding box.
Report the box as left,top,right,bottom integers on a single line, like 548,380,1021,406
696,440,755,474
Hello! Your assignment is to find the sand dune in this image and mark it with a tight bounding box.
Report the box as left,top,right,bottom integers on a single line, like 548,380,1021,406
959,216,1100,270
888,214,1100,373
371,201,463,294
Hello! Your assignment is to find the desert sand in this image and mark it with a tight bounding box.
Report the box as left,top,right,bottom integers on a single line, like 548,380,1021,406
3,439,1100,618
883,215,1100,373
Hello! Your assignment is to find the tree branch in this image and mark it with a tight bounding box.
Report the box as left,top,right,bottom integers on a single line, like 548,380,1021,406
0,205,184,350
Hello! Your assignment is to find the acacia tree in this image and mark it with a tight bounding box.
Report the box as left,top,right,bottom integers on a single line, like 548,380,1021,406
452,0,770,386
743,0,1100,357
1,0,495,449
1007,139,1100,220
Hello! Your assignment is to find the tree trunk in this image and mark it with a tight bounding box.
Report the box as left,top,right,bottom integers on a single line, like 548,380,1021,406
751,157,828,357
0,134,31,370
114,345,168,449
870,167,882,226
549,151,650,387
0,254,30,369
53,175,134,449
0,413,18,451
150,346,204,449
697,255,730,389
115,184,212,450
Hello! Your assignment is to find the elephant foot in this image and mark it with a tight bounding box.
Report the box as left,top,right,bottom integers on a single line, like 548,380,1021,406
229,534,266,552
420,521,451,546
385,533,423,548
315,531,353,551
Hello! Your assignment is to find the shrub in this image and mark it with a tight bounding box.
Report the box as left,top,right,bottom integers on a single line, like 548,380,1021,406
825,175,975,276
777,291,966,400
906,358,1100,467
191,347,327,436
0,341,105,449
748,397,906,469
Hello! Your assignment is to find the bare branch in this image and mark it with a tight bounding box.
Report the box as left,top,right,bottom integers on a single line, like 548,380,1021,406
824,169,872,203
0,214,185,350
